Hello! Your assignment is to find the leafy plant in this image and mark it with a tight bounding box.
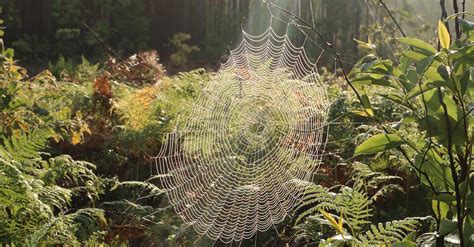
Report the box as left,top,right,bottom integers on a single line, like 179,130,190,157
106,50,165,85
169,33,200,71
351,19,473,245
295,178,419,246
0,130,106,245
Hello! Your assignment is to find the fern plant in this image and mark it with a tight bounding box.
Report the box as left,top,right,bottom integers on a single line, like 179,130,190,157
0,130,106,245
335,182,374,234
294,164,419,246
0,130,51,162
358,219,419,245
350,162,404,202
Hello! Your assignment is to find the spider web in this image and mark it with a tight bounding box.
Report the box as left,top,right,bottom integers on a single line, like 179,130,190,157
154,1,334,243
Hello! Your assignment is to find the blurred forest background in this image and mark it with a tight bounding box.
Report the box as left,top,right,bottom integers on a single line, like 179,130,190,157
4,0,473,72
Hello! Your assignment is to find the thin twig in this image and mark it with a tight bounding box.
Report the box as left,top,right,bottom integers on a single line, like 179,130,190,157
378,0,407,38
462,0,466,19
453,0,461,39
415,57,441,195
446,60,470,183
265,2,366,114
440,0,449,20
437,87,464,247
83,22,126,63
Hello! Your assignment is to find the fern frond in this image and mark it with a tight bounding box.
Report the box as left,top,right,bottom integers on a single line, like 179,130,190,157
336,184,373,232
295,185,334,224
0,130,51,163
111,181,164,196
101,199,156,217
1,144,105,245
0,155,55,243
38,185,72,211
66,208,106,242
27,208,106,245
41,155,97,185
357,218,419,245
351,163,402,185
351,162,404,202
371,184,404,201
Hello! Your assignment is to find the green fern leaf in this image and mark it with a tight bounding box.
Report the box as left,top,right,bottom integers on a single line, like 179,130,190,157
358,218,419,245
0,130,51,163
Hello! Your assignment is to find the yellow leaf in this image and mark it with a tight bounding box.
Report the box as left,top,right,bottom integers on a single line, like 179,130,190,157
338,210,344,230
438,20,451,49
319,209,344,236
71,132,82,145
352,109,373,118
353,38,376,50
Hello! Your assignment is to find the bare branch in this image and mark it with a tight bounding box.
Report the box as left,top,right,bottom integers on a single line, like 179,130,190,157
378,0,407,38
453,0,461,38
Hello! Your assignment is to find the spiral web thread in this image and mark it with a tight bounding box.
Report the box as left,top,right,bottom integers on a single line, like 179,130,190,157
154,5,332,243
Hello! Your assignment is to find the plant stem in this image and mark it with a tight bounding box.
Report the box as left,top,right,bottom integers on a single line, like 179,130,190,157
453,0,461,39
83,22,126,63
462,0,466,19
440,0,449,21
437,87,464,247
378,0,407,38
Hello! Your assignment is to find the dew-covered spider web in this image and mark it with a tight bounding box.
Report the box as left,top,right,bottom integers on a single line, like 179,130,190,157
154,1,338,243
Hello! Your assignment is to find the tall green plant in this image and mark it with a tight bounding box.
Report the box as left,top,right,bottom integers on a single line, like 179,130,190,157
351,19,473,245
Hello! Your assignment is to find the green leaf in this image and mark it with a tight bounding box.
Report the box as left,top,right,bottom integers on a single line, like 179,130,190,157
398,56,410,74
432,193,456,202
459,18,474,32
402,50,430,61
406,68,419,85
464,219,474,245
438,21,451,50
415,151,453,191
416,55,437,75
392,240,417,247
432,200,450,220
378,93,411,109
424,66,444,82
3,48,14,59
398,37,437,55
405,82,436,100
352,74,395,88
458,69,470,96
439,219,457,236
437,65,450,81
319,209,345,236
422,89,467,145
360,89,374,117
449,44,474,60
404,232,417,242
355,134,404,155
468,177,474,219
